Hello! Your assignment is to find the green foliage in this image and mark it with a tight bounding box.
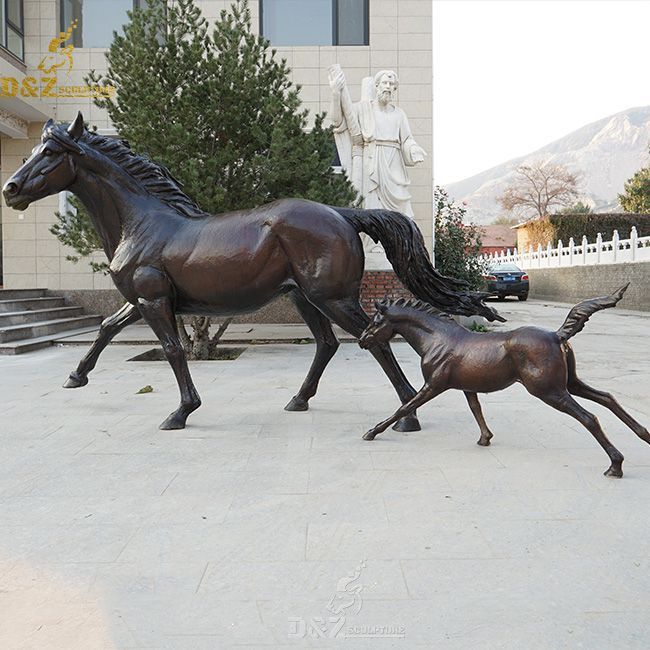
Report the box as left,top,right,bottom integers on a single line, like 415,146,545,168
87,0,356,215
557,201,592,214
619,166,650,213
49,194,108,273
434,187,485,290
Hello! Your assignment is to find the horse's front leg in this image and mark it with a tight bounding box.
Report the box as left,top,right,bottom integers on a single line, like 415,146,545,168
63,302,142,388
364,384,443,441
134,268,201,430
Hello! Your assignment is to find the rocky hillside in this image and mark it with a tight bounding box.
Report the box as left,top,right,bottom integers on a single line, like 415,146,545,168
446,106,650,224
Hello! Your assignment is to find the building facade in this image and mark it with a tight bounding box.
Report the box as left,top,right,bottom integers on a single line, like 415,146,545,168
0,0,432,292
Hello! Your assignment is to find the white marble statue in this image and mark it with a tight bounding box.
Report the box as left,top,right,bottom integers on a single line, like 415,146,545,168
328,66,427,267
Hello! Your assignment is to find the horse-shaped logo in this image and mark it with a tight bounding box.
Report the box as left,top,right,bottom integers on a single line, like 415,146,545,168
37,20,78,76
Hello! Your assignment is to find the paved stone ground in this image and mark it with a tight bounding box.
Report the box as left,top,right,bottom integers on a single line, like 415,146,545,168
1,299,649,649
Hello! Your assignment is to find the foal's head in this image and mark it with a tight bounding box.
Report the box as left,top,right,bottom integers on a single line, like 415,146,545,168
3,112,87,211
359,299,396,349
359,297,455,349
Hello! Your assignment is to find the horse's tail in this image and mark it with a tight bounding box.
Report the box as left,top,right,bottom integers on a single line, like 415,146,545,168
556,283,629,342
333,206,505,322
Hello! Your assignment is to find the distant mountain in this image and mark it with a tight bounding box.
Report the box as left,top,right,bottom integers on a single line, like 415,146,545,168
446,106,650,224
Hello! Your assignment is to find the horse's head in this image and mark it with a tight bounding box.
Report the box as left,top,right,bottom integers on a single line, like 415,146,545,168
359,299,395,349
3,112,86,211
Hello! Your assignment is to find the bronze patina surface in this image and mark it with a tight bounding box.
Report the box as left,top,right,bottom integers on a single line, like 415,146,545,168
359,284,649,477
3,114,501,430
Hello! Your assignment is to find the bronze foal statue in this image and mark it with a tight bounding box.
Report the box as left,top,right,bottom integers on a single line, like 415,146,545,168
2,113,502,431
359,284,649,478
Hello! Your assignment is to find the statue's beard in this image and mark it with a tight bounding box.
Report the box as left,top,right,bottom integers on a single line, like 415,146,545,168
378,90,392,104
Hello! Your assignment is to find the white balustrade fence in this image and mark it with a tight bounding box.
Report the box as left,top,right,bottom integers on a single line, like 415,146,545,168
481,227,650,269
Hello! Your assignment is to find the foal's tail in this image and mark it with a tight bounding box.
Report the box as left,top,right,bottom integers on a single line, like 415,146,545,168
333,206,505,322
556,283,629,342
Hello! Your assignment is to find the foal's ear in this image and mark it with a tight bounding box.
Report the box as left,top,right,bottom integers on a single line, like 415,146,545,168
67,111,85,141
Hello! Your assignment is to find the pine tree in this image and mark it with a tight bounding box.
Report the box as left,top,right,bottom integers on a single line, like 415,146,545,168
619,165,650,213
54,0,356,358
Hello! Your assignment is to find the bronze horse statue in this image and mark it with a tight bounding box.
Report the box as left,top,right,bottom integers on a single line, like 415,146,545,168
3,113,502,431
359,285,649,477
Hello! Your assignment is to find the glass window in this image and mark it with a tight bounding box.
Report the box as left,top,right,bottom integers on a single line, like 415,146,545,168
337,0,366,46
261,0,368,46
262,0,332,47
61,0,137,48
6,0,21,26
2,0,24,60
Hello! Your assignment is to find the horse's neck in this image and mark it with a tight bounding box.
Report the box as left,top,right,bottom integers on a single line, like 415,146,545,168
393,312,454,355
69,161,152,260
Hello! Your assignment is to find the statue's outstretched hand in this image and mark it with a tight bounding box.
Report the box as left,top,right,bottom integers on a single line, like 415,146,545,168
328,66,346,93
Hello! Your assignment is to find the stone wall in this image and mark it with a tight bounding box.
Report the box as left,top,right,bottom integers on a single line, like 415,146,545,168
528,262,650,311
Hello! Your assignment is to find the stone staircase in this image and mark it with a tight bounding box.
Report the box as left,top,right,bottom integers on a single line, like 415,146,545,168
0,289,102,355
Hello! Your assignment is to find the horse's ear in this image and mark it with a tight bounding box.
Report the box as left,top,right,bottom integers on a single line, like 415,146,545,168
44,118,55,131
375,298,387,313
67,112,85,141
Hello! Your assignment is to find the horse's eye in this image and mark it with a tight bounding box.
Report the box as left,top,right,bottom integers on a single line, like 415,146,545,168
43,149,53,156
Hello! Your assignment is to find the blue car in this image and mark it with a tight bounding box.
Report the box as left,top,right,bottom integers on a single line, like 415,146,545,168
483,263,529,301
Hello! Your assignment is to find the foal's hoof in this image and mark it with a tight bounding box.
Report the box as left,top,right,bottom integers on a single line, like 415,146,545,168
392,415,420,432
63,372,88,388
604,466,623,478
477,438,491,447
363,429,379,441
284,396,309,412
159,413,187,430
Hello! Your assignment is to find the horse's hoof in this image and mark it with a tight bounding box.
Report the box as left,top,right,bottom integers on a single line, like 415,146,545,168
284,396,309,412
477,438,491,447
63,373,88,389
604,466,623,478
392,415,420,432
159,414,187,430
363,430,378,441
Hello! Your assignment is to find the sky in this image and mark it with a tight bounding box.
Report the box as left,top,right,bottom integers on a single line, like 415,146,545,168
433,0,650,185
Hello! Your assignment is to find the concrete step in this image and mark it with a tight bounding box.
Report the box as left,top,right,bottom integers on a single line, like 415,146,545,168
0,296,66,313
0,325,101,355
0,315,103,343
0,306,84,327
0,288,47,300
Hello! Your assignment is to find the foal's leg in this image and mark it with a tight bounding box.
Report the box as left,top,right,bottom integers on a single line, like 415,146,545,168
535,390,624,477
565,346,650,444
63,302,142,388
285,292,340,411
464,392,494,446
364,384,443,440
316,297,420,432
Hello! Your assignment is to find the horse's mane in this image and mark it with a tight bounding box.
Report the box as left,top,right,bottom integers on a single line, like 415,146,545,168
378,297,454,322
61,127,209,219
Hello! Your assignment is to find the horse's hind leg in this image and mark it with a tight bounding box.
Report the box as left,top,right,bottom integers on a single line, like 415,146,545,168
464,392,494,446
315,297,420,432
535,390,624,478
285,292,340,411
565,345,650,444
63,302,142,388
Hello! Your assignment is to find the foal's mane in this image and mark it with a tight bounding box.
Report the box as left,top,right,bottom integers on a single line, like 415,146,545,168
378,297,454,322
54,126,209,219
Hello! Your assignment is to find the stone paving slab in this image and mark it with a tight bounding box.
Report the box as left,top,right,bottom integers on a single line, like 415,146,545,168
0,299,649,648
